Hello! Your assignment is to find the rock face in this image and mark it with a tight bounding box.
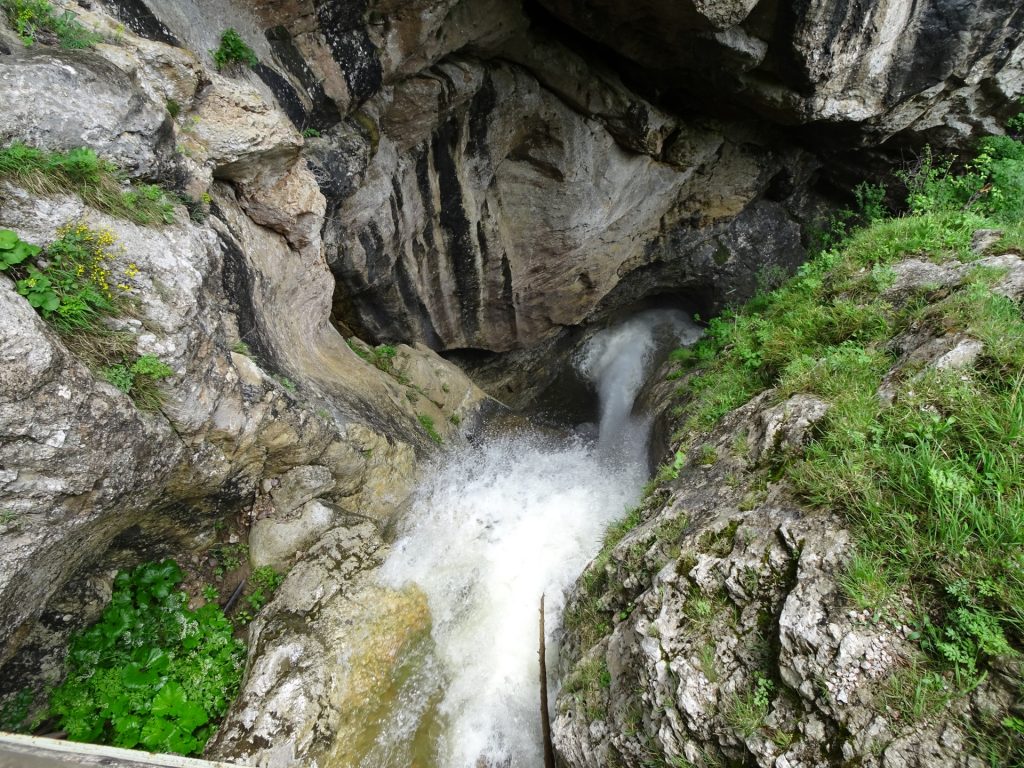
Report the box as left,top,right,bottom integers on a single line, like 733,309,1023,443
84,0,1022,375
535,0,1024,145
0,4,489,701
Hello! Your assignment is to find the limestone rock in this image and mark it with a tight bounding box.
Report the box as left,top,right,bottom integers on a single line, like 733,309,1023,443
747,393,830,463
0,48,172,176
208,523,433,768
249,498,339,575
269,465,335,515
189,73,303,177
327,59,813,356
535,0,1024,144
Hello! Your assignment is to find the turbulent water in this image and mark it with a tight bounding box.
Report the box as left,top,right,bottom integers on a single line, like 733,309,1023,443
373,309,701,767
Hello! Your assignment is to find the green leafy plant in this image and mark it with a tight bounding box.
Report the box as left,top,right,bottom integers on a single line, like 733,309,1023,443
101,354,173,410
210,543,248,579
0,689,34,732
0,143,177,225
212,28,258,72
0,228,41,271
1,0,101,48
242,566,284,618
301,127,321,139
3,222,135,334
165,99,181,119
49,560,246,756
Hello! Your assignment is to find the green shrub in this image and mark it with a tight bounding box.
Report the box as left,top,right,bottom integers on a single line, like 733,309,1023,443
301,127,320,139
0,143,177,225
212,28,257,72
49,560,246,756
1,0,101,48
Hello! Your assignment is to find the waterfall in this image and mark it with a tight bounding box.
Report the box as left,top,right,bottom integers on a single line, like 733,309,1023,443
372,309,701,768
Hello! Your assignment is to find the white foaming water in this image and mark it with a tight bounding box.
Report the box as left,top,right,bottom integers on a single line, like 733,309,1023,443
376,309,701,768
575,309,704,462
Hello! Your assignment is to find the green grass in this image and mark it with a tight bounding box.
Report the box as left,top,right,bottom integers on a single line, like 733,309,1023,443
102,354,173,410
418,413,443,444
662,131,1024,688
0,143,177,225
561,656,610,720
347,338,399,373
1,0,101,48
723,674,774,738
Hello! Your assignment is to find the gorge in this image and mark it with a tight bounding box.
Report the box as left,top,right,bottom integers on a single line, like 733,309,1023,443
0,0,1023,767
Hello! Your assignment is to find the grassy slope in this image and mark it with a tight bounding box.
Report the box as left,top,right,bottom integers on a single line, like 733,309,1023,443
567,131,1024,763
665,135,1024,759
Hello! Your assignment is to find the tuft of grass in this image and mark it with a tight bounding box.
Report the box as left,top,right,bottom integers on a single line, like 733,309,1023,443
724,674,774,738
0,143,178,225
840,550,904,613
347,338,399,373
697,444,718,466
102,354,173,410
882,658,956,723
275,375,297,394
561,656,610,721
1,0,101,48
697,642,719,683
418,413,442,444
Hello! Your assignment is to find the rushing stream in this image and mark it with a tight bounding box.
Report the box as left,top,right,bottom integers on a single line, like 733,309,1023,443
370,310,702,767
